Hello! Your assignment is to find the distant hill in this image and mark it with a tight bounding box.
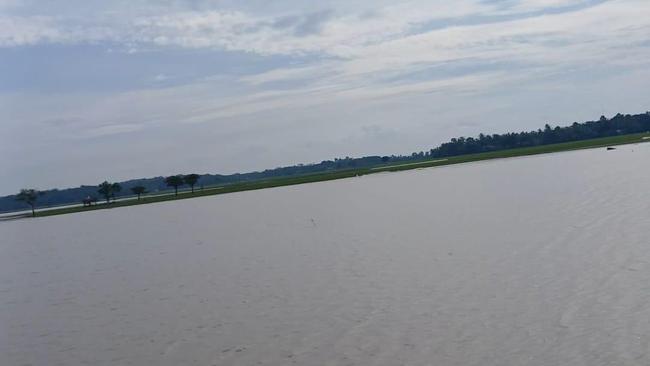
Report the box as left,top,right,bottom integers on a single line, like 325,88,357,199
3,111,649,213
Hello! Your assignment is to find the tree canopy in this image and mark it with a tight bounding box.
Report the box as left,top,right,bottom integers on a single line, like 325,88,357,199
183,174,200,193
98,181,122,204
15,189,43,216
165,175,185,196
428,113,650,158
131,186,147,200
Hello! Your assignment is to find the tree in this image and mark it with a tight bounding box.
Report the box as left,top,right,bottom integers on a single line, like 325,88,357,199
165,175,184,196
16,189,44,217
97,181,122,204
131,186,147,200
183,174,200,193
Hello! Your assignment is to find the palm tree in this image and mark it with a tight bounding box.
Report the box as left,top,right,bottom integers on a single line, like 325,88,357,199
183,174,200,193
16,189,44,217
131,186,147,200
165,175,184,196
97,181,122,204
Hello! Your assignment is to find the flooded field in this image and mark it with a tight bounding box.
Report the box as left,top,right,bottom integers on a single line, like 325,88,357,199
2,145,650,366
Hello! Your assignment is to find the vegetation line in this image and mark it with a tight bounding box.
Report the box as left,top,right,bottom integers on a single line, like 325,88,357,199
5,111,650,216
371,159,448,170
5,111,650,215
15,131,648,218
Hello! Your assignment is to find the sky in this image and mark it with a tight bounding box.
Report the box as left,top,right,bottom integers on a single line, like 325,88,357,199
1,0,649,195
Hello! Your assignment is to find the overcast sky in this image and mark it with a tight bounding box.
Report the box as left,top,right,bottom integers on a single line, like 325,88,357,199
1,0,649,195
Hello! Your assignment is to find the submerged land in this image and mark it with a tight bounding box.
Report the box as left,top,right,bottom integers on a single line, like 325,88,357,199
19,131,650,218
3,144,650,365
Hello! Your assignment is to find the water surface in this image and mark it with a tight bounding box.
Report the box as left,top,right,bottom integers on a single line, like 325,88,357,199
2,145,650,366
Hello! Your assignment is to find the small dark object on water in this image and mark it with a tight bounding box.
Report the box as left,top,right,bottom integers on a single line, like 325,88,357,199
606,147,616,151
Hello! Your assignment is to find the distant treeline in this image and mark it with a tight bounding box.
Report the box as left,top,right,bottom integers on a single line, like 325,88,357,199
2,111,649,212
430,113,650,157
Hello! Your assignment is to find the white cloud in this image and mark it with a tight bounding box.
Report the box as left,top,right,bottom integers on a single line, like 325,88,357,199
3,0,649,111
4,0,649,129
0,16,61,46
235,0,650,86
154,74,169,82
503,0,592,12
343,0,650,70
0,0,615,51
239,64,334,85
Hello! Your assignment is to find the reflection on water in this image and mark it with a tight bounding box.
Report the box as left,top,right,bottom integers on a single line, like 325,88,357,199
2,144,650,366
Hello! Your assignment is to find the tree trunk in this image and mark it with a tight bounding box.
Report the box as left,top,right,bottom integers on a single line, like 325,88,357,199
31,205,35,217
191,185,195,193
175,187,178,196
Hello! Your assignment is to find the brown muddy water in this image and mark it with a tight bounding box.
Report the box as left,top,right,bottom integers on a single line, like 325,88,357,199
2,144,650,366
